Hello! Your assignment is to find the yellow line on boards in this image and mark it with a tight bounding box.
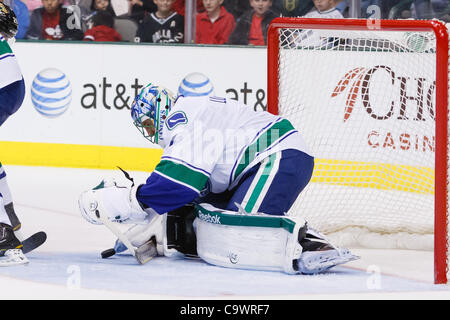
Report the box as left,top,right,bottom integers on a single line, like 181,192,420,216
0,141,163,172
1,141,435,195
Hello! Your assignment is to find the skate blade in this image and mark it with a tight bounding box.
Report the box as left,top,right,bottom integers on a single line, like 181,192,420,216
0,249,29,267
298,249,359,274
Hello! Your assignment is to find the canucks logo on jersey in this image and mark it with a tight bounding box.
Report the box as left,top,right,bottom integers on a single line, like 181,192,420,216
166,111,188,130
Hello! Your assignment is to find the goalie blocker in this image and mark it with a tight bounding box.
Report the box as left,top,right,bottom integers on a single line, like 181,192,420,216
115,203,358,274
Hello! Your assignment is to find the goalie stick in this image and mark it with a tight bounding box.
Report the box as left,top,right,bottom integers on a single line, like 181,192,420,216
95,208,157,264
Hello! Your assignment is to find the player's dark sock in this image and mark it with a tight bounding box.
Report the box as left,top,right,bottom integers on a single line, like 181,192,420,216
4,202,21,231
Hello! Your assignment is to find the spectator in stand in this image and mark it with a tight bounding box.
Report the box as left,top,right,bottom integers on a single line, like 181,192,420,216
431,0,450,11
128,0,156,23
222,0,284,20
83,10,122,41
25,0,44,12
90,0,116,16
335,0,383,18
431,0,450,20
382,0,448,20
287,0,342,48
172,0,204,15
26,0,84,40
412,0,450,19
276,0,314,17
303,0,343,18
62,0,92,32
228,0,277,45
13,0,30,39
223,0,250,20
196,0,235,44
135,0,184,43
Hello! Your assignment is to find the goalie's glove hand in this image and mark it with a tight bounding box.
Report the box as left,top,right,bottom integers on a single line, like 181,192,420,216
113,216,165,255
78,178,150,225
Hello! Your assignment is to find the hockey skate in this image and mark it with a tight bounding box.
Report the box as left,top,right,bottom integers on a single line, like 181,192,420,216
295,223,358,274
0,223,29,266
3,202,47,254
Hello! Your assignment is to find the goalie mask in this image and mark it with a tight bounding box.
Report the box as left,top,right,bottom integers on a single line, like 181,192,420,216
0,1,18,39
131,83,176,145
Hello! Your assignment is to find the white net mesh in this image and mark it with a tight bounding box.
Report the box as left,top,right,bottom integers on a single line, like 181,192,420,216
276,25,441,251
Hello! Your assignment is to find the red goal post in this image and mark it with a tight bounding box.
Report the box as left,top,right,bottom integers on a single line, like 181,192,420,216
267,18,449,284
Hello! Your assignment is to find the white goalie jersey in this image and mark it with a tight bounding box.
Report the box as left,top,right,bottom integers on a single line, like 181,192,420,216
136,95,311,214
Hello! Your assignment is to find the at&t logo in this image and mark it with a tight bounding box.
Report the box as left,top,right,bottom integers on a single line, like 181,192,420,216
31,68,72,118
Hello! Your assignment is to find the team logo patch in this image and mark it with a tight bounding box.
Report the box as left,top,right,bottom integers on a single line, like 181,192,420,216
165,111,188,130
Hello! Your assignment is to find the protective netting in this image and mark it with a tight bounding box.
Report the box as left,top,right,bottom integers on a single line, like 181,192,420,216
275,25,444,252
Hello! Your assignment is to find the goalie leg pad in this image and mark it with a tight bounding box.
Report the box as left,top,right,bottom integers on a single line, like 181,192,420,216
193,203,359,274
193,203,303,274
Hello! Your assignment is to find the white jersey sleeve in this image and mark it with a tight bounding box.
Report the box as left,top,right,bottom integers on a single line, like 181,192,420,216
0,35,22,89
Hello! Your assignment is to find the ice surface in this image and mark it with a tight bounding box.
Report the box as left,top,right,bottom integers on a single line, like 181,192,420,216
1,165,449,299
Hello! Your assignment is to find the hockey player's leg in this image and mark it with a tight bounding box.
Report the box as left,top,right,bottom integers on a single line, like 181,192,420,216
0,78,26,234
0,163,21,231
0,223,28,266
194,203,358,274
215,149,358,273
0,222,22,256
226,149,314,215
0,78,25,126
0,199,28,266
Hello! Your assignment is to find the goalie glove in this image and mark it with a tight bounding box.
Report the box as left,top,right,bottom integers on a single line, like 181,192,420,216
113,216,166,256
78,178,153,225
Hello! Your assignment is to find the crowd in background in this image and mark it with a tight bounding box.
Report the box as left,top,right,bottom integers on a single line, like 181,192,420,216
11,0,450,44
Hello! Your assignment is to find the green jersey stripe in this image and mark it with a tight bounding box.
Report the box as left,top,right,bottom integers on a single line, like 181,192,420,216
154,159,209,192
234,119,295,179
195,204,296,233
244,153,278,213
0,39,12,56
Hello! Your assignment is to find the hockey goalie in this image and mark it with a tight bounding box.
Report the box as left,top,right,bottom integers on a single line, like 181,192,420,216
78,83,358,274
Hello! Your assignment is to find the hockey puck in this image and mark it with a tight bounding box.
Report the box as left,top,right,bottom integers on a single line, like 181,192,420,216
101,248,116,259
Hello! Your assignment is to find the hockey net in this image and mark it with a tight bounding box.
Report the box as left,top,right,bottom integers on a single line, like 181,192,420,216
267,18,449,283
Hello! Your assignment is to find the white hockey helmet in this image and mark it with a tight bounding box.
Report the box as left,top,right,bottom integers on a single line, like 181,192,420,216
131,83,176,145
177,72,215,97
